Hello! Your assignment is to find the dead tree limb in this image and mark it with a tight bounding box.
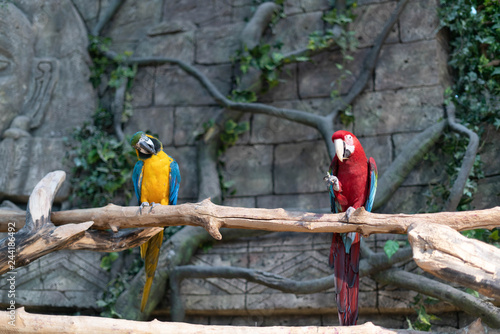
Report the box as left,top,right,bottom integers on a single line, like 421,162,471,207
0,307,437,334
0,171,93,275
2,196,499,237
408,223,500,303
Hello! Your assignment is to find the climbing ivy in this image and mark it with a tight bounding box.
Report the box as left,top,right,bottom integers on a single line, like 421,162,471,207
439,0,500,127
66,108,136,208
437,0,499,242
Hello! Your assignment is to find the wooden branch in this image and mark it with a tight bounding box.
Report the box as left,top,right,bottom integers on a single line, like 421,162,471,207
0,171,163,275
408,223,500,303
373,268,500,328
66,227,163,251
0,171,94,275
0,308,435,334
2,199,499,238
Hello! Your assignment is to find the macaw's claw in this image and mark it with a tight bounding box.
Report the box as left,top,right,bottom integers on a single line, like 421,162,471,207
345,206,356,222
149,202,160,213
139,202,150,215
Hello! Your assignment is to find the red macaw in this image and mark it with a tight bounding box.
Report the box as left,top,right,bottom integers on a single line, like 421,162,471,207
324,130,377,326
130,131,181,312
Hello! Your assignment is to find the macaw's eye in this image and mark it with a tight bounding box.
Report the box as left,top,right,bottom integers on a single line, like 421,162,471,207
346,135,352,140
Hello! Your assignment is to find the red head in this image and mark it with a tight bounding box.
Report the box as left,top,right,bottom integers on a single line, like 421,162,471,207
331,130,366,163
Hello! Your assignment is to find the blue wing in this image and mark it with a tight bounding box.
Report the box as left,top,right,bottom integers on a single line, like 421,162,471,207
132,160,144,205
169,160,181,205
364,157,378,212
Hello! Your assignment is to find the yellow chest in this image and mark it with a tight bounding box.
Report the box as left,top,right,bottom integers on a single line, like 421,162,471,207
140,151,173,205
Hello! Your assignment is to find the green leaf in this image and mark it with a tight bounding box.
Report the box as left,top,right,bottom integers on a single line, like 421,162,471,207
465,288,480,297
383,240,400,259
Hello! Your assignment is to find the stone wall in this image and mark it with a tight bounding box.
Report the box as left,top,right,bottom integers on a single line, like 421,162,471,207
1,0,499,329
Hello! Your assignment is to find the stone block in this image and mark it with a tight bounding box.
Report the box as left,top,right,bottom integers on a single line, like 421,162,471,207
471,175,500,210
196,22,245,64
400,0,440,42
104,0,163,53
298,48,370,99
220,145,273,196
378,185,430,214
375,40,446,91
129,66,155,108
163,0,233,27
256,193,330,210
0,137,71,202
0,250,109,308
223,196,256,208
353,86,444,136
351,1,399,48
155,63,232,106
250,114,320,144
258,64,299,102
358,135,392,180
166,145,198,199
284,0,329,16
124,106,174,146
173,106,222,146
274,140,331,194
263,11,324,55
135,31,195,63
392,131,449,186
478,124,500,177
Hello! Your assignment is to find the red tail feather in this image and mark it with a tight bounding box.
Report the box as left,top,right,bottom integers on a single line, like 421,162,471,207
330,232,361,326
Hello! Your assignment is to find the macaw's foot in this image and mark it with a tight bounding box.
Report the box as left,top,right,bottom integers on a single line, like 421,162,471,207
323,172,340,191
139,202,161,214
344,206,356,222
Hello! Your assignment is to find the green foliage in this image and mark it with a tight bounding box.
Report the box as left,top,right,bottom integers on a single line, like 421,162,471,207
88,35,137,90
406,294,440,331
220,120,250,153
96,255,143,318
439,0,500,126
100,252,120,271
67,108,136,208
232,42,305,95
383,239,400,259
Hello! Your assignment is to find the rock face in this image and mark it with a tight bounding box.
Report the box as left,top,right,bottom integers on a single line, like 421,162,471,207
1,0,498,329
0,0,96,201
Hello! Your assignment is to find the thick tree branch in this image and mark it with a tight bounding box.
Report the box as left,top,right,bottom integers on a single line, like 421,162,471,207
0,307,432,334
240,2,280,50
375,120,446,209
444,104,480,211
91,0,125,36
331,0,410,114
0,171,93,275
373,268,500,328
2,198,499,237
408,222,500,302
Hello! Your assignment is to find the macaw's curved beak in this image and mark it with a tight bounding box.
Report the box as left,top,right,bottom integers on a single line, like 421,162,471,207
136,134,157,155
334,139,345,162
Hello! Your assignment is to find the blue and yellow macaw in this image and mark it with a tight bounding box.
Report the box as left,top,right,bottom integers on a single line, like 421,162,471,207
324,130,377,325
130,131,181,312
